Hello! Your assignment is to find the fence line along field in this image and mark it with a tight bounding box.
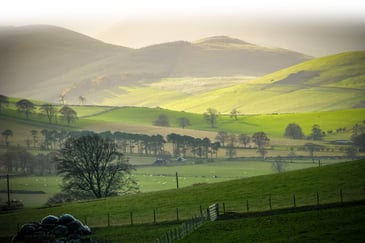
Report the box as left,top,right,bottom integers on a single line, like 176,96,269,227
0,157,351,208
0,159,364,242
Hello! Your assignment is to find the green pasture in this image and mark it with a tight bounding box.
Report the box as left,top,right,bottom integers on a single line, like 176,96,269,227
162,81,364,114
79,107,364,140
182,205,365,243
0,176,62,208
158,51,365,113
2,95,364,145
0,159,364,240
1,158,343,207
62,204,365,242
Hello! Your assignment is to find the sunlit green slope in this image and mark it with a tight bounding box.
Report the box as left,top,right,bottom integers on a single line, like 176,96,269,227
161,51,365,113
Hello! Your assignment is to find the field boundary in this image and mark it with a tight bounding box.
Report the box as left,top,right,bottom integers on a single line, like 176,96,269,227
152,199,365,243
218,198,365,220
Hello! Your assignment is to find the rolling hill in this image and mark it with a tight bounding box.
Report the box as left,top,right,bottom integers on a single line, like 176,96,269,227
161,51,365,113
0,25,131,95
0,25,310,104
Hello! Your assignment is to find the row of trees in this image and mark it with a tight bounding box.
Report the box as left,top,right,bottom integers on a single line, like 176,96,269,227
0,96,78,126
214,131,270,158
285,123,327,140
284,123,364,141
0,147,56,175
52,124,365,200
2,128,72,150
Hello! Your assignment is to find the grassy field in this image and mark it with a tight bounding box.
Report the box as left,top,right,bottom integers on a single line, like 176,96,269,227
1,97,364,146
0,158,348,208
80,106,365,140
64,52,365,114
160,51,365,113
181,205,365,242
0,159,364,241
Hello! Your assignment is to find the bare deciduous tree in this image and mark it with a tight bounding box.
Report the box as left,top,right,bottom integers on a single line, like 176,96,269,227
204,108,218,128
40,104,58,124
56,134,138,198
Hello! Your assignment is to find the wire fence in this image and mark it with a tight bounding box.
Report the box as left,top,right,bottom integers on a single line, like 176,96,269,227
87,187,365,242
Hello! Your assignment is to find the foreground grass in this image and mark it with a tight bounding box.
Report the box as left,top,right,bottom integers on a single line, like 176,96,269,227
0,159,364,240
181,205,365,242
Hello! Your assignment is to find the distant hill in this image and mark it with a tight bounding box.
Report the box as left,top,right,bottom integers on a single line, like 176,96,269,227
0,25,131,95
161,51,365,113
130,36,310,77
0,25,310,104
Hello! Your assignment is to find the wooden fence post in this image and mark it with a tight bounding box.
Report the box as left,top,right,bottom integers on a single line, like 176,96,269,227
176,208,179,222
316,192,320,206
223,202,226,215
154,209,156,224
176,171,179,189
130,211,133,225
293,194,296,208
269,196,272,210
200,205,203,217
340,189,343,204
246,199,249,212
7,174,10,208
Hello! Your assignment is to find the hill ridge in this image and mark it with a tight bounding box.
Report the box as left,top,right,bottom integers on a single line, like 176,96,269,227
194,35,254,45
1,24,310,104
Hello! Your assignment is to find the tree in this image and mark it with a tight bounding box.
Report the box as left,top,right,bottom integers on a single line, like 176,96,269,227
252,132,270,150
310,124,324,140
178,117,191,129
226,134,237,159
238,134,251,148
352,133,365,152
59,106,78,126
215,131,228,147
79,96,86,105
153,114,169,127
56,134,138,198
230,108,239,120
40,104,58,124
284,123,304,139
210,141,220,160
303,142,324,158
350,123,365,151
345,146,358,160
16,99,35,120
272,156,287,173
2,129,13,146
0,94,9,113
252,132,270,159
204,108,218,128
59,94,66,105
31,130,38,148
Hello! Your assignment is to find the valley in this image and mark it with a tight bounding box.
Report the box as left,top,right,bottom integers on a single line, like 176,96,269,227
0,25,364,242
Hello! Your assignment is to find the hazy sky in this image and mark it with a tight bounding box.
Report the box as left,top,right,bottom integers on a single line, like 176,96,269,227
1,0,365,56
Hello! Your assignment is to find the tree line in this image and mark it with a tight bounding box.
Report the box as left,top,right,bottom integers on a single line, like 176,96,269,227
0,96,78,126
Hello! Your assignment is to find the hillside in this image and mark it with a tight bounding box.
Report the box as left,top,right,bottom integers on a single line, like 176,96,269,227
2,96,364,146
0,25,310,104
161,51,365,113
0,25,131,95
0,159,364,241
